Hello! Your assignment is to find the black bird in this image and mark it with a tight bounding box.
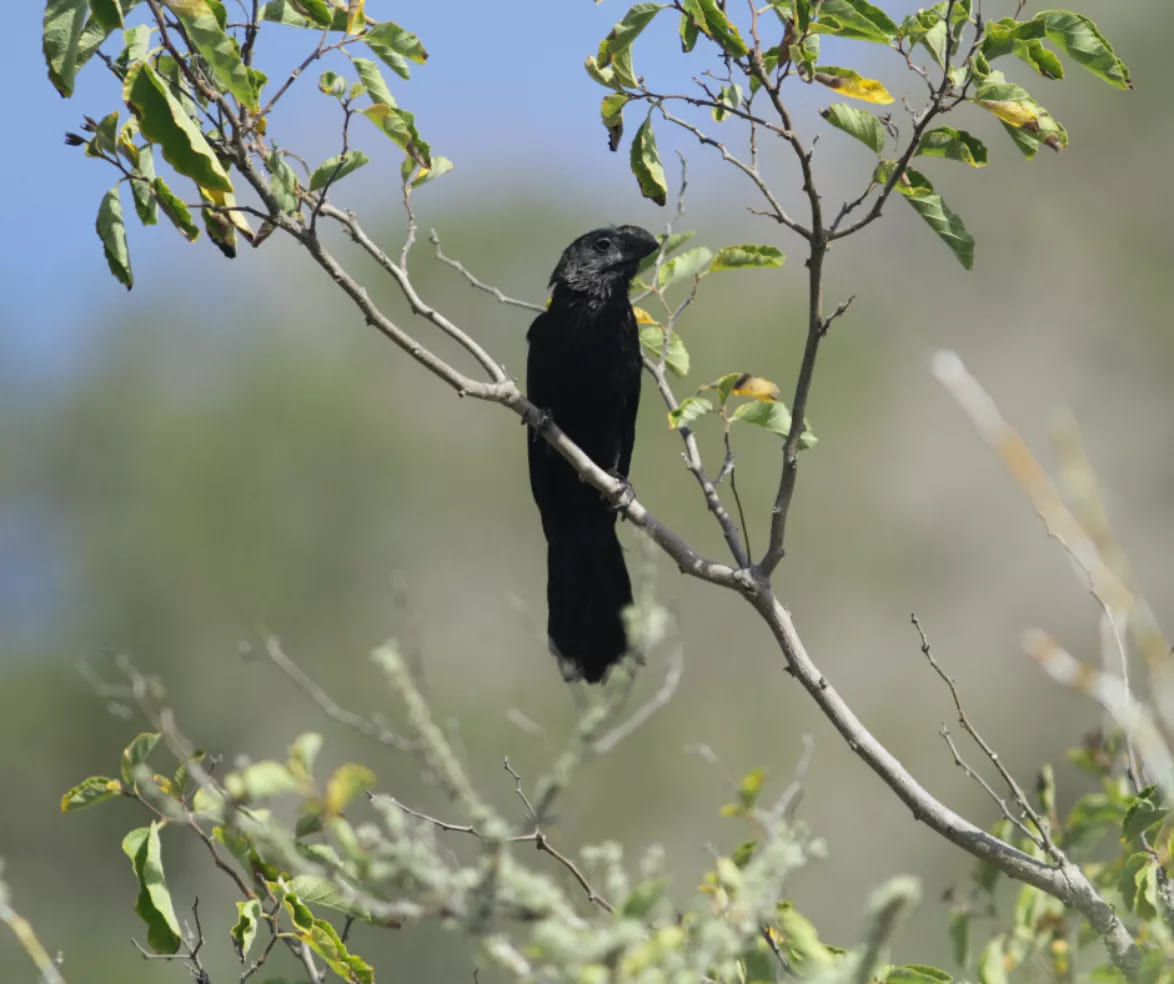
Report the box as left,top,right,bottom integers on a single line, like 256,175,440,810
527,225,659,683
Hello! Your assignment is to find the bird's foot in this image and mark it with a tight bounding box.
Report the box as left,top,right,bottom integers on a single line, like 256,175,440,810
606,472,636,512
525,405,554,433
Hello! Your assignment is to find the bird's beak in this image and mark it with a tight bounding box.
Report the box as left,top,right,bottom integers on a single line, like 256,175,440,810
617,225,660,262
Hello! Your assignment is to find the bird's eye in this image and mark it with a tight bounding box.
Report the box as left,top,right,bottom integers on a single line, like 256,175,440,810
592,237,612,254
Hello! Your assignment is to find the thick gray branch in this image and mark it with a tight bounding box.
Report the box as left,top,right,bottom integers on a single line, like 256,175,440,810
750,589,1142,975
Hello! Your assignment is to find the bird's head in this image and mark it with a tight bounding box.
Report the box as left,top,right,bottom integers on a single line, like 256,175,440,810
548,225,659,301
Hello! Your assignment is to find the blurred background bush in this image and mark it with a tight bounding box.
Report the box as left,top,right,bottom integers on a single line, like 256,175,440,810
2,1,1170,979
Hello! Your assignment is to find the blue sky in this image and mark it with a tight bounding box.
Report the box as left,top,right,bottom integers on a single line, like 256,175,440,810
3,1,909,385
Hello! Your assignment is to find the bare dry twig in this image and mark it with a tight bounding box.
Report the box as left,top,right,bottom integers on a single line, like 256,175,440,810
912,614,1061,858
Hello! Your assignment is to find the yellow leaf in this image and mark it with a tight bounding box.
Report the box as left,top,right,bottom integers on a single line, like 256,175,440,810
324,763,375,816
814,67,894,105
975,99,1040,129
200,184,254,237
730,374,780,402
632,306,660,326
346,0,365,35
163,0,214,16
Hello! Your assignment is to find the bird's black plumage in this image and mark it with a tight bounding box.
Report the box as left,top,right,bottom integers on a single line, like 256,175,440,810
527,225,659,683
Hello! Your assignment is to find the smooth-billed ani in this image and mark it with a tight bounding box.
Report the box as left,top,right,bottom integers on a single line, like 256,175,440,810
526,225,659,683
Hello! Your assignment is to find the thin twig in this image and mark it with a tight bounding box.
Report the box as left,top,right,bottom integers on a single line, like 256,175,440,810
657,106,805,237
533,833,615,915
937,724,1043,848
821,294,856,334
430,230,544,312
913,614,1059,856
592,646,685,754
264,637,415,751
502,758,537,824
378,795,480,837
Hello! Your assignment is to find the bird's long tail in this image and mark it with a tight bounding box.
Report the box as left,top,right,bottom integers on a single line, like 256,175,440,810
545,523,632,683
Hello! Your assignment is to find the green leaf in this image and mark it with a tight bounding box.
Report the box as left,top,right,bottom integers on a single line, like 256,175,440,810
43,0,90,97
679,12,698,52
286,732,323,786
120,732,161,785
948,911,970,967
1122,792,1168,844
262,0,336,28
351,56,395,105
732,401,818,447
364,20,428,80
630,116,668,206
777,903,834,968
598,3,666,65
151,177,200,240
668,396,713,431
292,911,374,984
97,185,133,289
411,156,453,188
901,6,967,66
635,230,693,275
123,62,233,192
621,878,667,918
601,92,630,151
584,53,624,91
122,823,182,954
883,966,953,983
264,150,300,213
232,899,262,960
91,0,125,32
287,876,381,922
363,105,430,166
700,372,742,406
308,150,371,191
794,0,812,33
789,34,820,80
916,127,988,166
658,246,712,288
1063,791,1127,853
820,103,885,153
121,22,152,64
901,188,974,270
875,163,974,270
85,111,120,158
978,936,1008,984
737,768,766,809
191,784,225,819
318,69,347,97
639,324,690,376
130,151,158,225
972,79,1067,156
61,775,122,812
1118,852,1159,919
981,17,1045,59
811,0,898,44
225,760,305,801
732,839,757,868
1015,39,1064,80
1033,10,1131,89
711,243,785,270
712,83,742,122
171,3,259,109
680,0,748,57
171,751,204,797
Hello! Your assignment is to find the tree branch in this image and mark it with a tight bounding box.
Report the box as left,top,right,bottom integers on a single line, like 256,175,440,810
749,588,1142,975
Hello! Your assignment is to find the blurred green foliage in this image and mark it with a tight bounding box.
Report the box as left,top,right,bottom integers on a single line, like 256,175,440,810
7,0,1174,981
